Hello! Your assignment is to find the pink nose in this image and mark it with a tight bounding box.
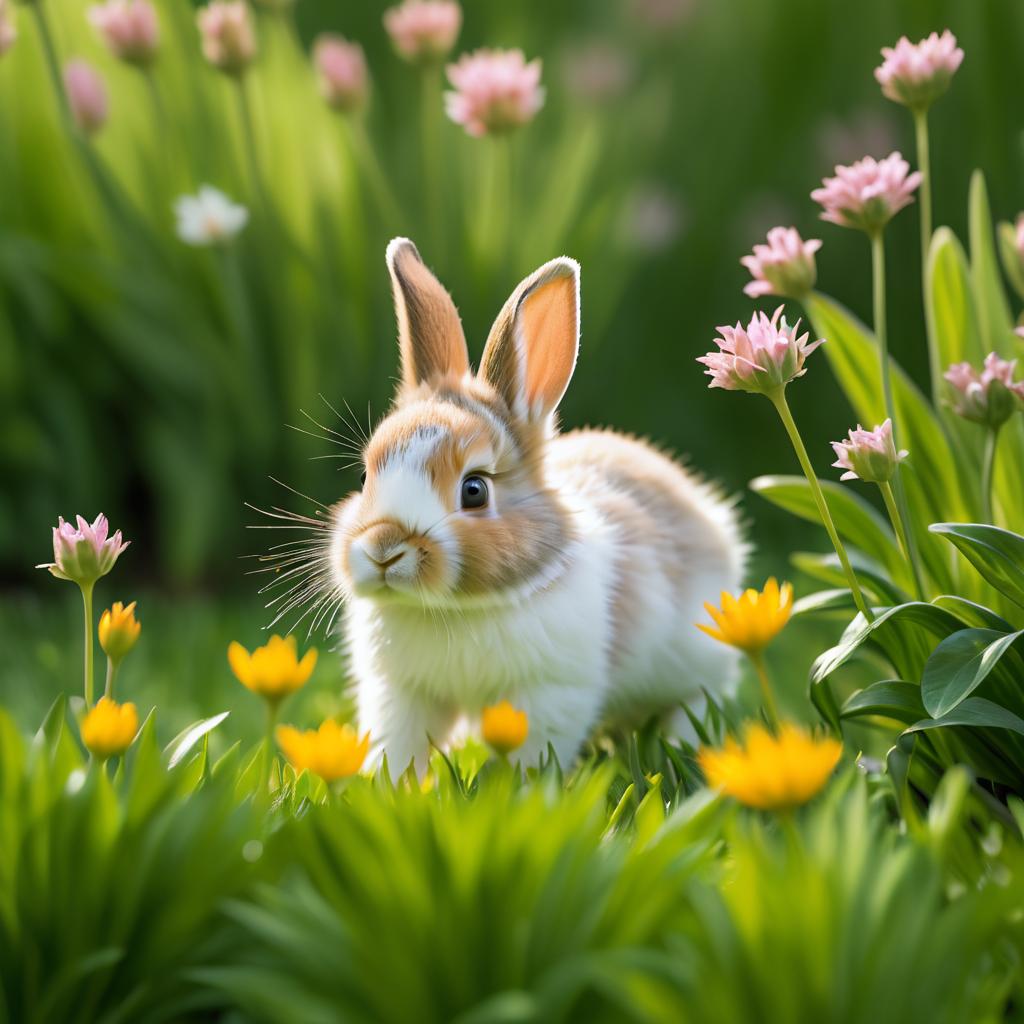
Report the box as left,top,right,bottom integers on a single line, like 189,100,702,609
358,522,411,573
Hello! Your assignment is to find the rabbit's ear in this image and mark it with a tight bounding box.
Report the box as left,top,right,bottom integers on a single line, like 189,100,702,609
387,237,470,390
479,257,580,423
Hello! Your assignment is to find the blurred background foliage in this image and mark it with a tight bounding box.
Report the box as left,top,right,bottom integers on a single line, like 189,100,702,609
2,0,1024,722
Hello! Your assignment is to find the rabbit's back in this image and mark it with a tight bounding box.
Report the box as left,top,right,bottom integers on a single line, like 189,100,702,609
548,428,746,721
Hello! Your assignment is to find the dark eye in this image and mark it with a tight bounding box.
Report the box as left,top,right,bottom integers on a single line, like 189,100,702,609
460,475,489,510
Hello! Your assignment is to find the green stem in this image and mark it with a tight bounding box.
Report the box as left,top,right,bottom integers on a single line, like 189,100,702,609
81,581,95,707
872,230,928,600
30,1,72,129
982,426,1000,525
104,657,118,700
260,702,279,797
914,108,940,405
880,481,924,599
237,77,268,211
748,651,780,729
420,63,444,257
347,117,403,226
769,389,873,621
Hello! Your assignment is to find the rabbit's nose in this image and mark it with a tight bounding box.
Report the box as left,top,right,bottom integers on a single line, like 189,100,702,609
368,547,405,570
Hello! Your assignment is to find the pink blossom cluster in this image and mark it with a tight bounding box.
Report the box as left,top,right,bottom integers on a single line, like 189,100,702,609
445,49,544,137
383,1,461,64
741,227,821,300
39,514,130,584
196,1,255,75
831,419,907,483
698,306,823,395
88,0,159,66
313,35,369,113
811,152,921,233
945,353,1024,428
875,30,963,110
64,60,109,137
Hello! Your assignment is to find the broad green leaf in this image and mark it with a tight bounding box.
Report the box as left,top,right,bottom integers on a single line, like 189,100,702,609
930,522,1024,611
166,710,231,769
790,551,908,607
840,680,926,726
905,696,1024,737
930,595,1013,632
749,474,905,583
921,628,1024,718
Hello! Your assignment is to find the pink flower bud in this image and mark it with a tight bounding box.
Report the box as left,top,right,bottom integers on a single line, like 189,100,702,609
874,30,963,111
0,0,16,57
383,1,461,64
88,0,159,66
445,48,545,138
811,152,921,234
698,306,823,395
64,60,109,137
37,514,130,585
831,419,907,483
741,227,821,300
313,34,369,114
197,1,255,76
945,353,1024,428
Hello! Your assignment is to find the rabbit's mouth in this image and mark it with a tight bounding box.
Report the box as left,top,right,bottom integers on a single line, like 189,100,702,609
343,521,453,599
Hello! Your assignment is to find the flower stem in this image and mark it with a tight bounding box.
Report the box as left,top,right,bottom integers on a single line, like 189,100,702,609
879,481,924,599
871,230,927,600
236,78,268,212
420,63,444,257
30,0,72,130
260,702,279,798
104,657,118,700
80,581,95,707
913,108,940,405
748,650,780,729
769,389,873,621
982,425,1000,525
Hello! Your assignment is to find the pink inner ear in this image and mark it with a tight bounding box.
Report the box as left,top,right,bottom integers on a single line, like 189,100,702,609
520,275,578,414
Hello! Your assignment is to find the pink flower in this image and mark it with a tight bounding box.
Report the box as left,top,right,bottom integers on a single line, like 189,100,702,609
88,0,159,66
875,30,963,110
38,514,130,585
945,353,1024,428
383,1,460,64
64,60,109,137
811,152,921,234
561,42,631,103
698,306,823,395
313,35,368,113
0,0,16,57
445,49,544,137
831,419,907,483
741,227,822,300
196,1,255,76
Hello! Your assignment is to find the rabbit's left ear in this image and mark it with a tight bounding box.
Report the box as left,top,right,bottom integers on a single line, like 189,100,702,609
478,257,580,423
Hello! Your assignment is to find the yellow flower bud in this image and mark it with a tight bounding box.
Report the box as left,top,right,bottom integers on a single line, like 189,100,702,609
228,635,317,703
481,700,529,755
276,721,370,782
81,697,139,760
98,601,141,663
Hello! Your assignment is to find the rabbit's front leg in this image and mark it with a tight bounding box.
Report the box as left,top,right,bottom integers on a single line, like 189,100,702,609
506,681,607,770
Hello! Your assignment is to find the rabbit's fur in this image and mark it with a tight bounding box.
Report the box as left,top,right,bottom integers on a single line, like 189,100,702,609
330,238,744,772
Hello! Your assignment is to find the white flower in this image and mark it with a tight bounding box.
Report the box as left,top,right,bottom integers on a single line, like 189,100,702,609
174,185,248,246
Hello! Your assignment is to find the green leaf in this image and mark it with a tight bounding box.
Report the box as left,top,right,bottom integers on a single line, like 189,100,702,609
840,680,926,726
749,474,905,583
790,551,908,607
921,628,1024,718
968,171,1015,359
930,522,1024,611
930,595,1013,632
166,711,231,769
905,696,1024,737
997,220,1024,300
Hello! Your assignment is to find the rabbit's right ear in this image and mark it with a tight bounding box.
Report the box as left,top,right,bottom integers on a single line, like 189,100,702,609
387,238,470,391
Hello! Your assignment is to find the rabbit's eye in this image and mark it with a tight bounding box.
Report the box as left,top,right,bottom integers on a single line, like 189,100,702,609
460,475,489,510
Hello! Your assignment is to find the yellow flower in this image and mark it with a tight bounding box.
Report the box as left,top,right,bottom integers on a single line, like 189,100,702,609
228,635,317,702
481,700,529,755
98,601,141,662
276,720,370,782
697,577,793,654
81,697,139,759
699,722,842,811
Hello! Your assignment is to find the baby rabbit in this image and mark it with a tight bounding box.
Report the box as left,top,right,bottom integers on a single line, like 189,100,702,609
331,238,744,773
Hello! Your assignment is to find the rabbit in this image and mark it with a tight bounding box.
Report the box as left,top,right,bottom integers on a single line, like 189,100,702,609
330,237,746,774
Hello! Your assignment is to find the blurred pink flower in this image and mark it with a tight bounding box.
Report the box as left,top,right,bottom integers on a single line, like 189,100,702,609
0,0,16,56
875,30,963,110
811,152,921,234
64,60,109,136
831,419,907,483
945,353,1024,427
445,49,544,137
618,184,685,253
38,514,129,584
88,0,159,66
741,227,821,299
631,0,695,30
698,306,823,394
313,35,368,113
197,1,255,75
383,1,460,64
561,41,630,103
